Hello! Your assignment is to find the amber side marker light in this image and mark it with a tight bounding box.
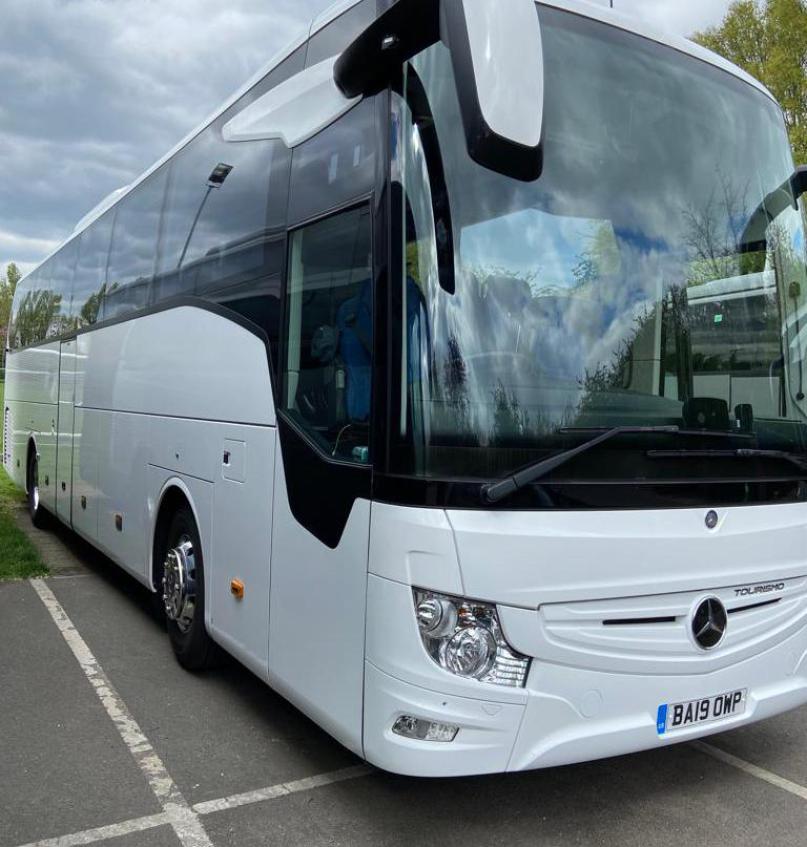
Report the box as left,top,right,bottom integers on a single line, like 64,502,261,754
230,579,245,600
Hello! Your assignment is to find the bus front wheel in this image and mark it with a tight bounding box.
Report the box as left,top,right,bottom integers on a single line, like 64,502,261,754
161,504,217,670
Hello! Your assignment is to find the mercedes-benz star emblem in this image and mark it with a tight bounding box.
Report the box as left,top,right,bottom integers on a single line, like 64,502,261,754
692,597,727,650
705,510,719,529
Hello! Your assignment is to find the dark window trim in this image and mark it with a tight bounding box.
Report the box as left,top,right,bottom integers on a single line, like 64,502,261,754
372,472,807,511
287,186,375,231
285,194,375,243
277,408,370,469
371,87,392,485
276,195,376,547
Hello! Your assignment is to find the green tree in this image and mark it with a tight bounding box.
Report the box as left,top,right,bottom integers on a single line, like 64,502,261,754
694,0,807,162
0,263,21,357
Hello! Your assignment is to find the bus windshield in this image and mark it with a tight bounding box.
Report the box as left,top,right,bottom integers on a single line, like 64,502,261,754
392,5,807,482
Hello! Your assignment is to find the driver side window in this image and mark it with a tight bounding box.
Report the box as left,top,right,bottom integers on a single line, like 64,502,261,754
281,206,372,463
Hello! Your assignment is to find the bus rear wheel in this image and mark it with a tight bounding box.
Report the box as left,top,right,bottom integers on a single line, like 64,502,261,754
161,505,217,670
27,449,46,528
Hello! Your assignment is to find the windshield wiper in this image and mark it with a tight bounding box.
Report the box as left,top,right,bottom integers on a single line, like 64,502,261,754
481,426,681,504
648,448,807,473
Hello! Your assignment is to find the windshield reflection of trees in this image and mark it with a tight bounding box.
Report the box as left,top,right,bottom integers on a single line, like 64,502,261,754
419,182,807,454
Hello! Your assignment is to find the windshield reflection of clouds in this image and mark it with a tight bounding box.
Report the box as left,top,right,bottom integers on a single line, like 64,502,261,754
399,7,807,475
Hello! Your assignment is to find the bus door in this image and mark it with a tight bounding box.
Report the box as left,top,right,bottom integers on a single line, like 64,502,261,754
56,338,76,524
266,97,379,753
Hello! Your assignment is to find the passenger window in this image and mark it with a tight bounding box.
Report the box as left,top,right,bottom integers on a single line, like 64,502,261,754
287,100,376,226
9,274,51,348
73,211,114,327
281,206,372,462
103,168,168,320
154,130,290,367
7,276,30,349
48,239,79,336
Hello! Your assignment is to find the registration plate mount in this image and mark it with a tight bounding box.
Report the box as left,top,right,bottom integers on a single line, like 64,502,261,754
657,689,747,735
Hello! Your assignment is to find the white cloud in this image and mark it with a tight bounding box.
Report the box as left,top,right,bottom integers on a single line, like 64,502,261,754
0,0,329,270
0,0,737,273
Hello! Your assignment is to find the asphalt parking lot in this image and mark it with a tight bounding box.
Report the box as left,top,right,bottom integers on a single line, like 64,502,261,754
3,517,807,847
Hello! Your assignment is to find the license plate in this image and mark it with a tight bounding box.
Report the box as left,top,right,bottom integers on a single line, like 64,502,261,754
657,689,747,735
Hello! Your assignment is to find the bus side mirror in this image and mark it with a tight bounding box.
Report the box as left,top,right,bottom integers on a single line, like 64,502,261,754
335,0,544,182
440,0,544,181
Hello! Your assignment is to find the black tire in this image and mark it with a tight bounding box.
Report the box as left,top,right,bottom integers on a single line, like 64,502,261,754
162,505,217,670
27,449,47,528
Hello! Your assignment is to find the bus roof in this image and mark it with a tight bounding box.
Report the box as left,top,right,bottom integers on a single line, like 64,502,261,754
25,0,778,283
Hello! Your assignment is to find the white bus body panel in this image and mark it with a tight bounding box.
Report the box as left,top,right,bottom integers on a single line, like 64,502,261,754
222,57,361,147
77,307,275,426
5,343,60,508
64,307,275,586
364,503,807,775
267,443,370,757
446,504,807,608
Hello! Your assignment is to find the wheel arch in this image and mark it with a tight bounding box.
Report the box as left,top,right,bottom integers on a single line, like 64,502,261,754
25,435,39,494
149,477,204,593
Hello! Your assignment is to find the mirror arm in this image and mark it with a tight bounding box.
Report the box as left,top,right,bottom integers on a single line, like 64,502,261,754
334,0,439,98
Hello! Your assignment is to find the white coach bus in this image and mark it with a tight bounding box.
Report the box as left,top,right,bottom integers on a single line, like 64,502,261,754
5,0,807,776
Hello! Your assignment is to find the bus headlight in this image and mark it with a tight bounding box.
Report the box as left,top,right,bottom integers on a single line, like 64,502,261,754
413,590,530,688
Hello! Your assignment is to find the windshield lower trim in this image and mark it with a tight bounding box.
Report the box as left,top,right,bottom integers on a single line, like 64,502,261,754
373,472,807,511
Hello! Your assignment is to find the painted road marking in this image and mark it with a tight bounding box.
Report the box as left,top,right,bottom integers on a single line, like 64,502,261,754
13,767,372,847
13,813,171,847
693,740,807,801
29,578,214,847
192,765,372,814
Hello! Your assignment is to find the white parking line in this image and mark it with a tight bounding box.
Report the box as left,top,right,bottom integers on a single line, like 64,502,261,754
12,767,373,847
14,813,170,847
693,740,807,801
29,578,214,847
192,765,372,814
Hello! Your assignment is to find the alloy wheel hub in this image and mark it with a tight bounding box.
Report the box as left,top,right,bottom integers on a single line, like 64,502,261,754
162,537,196,632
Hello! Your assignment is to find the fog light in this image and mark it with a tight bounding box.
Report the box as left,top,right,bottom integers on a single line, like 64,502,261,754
392,715,459,742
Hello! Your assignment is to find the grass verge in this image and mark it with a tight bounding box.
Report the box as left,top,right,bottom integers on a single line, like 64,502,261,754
0,381,48,580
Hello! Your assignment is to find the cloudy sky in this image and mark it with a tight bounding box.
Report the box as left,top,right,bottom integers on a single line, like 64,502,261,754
0,0,733,277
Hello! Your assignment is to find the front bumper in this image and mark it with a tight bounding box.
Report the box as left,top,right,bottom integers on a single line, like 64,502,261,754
363,574,807,777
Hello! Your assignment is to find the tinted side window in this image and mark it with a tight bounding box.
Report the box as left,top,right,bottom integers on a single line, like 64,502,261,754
8,274,32,349
281,206,372,462
288,100,376,225
48,239,79,335
12,267,62,347
155,129,290,365
305,0,375,67
73,211,114,327
103,168,168,320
